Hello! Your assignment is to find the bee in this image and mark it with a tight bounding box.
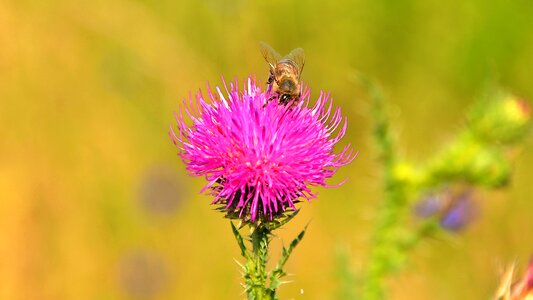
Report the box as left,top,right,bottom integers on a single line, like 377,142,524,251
260,42,305,106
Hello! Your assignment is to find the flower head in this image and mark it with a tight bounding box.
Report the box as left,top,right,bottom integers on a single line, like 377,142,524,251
170,77,355,222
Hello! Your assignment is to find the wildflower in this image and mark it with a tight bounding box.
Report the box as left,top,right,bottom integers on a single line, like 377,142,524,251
512,259,533,299
170,77,355,223
414,188,477,232
495,258,533,300
439,191,476,231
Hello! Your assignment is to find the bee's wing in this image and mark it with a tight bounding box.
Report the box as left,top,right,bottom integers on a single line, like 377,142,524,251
285,47,305,78
259,42,282,69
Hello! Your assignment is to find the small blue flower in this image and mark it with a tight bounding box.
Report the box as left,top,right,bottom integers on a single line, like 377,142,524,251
415,188,477,232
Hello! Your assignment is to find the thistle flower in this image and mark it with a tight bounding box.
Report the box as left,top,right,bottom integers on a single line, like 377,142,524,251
170,77,355,223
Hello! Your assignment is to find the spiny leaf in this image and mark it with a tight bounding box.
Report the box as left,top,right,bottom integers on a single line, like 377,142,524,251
269,225,307,290
233,258,246,271
231,221,249,258
279,225,307,269
267,209,300,231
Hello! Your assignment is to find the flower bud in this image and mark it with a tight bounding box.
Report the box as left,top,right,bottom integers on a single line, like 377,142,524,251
468,91,530,145
392,162,419,186
425,134,511,188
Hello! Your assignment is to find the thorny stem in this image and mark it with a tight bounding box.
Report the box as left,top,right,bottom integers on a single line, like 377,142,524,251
246,225,274,300
361,77,407,300
234,216,305,300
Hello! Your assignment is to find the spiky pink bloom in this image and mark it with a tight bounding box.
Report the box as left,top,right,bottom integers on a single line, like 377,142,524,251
170,77,355,222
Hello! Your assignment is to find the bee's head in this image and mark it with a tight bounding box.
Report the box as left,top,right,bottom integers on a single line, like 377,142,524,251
279,94,292,104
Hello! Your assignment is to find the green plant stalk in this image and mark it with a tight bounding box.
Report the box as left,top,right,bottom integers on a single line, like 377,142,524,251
232,218,306,300
245,225,274,300
361,78,407,300
362,187,407,300
334,246,357,300
356,79,529,299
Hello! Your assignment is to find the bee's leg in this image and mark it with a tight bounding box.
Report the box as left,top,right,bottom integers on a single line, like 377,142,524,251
263,95,277,108
284,93,300,108
265,73,274,94
264,72,276,107
266,73,274,85
266,83,273,95
291,92,301,107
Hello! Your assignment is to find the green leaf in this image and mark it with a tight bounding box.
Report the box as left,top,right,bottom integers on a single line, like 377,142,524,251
267,209,300,231
269,225,307,290
230,221,249,259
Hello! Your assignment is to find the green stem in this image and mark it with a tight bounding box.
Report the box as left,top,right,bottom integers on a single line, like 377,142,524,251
362,184,406,300
246,225,275,300
361,77,406,300
233,213,305,300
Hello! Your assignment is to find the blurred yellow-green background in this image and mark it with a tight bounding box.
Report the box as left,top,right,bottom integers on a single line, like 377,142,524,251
1,0,532,299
